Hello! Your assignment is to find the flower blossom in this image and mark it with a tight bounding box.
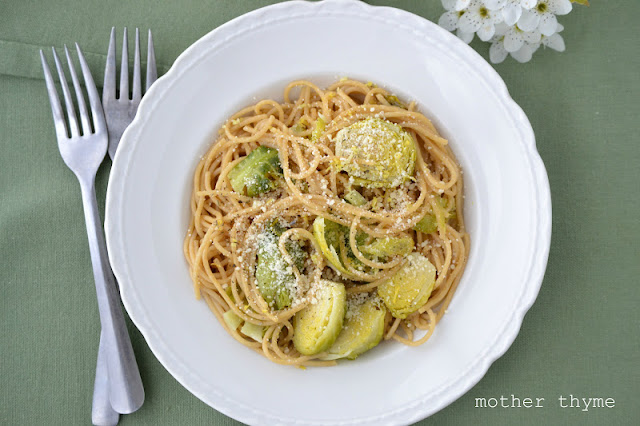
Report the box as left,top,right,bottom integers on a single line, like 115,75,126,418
456,0,503,41
484,0,537,26
438,7,475,43
490,22,565,64
518,0,572,36
438,0,578,64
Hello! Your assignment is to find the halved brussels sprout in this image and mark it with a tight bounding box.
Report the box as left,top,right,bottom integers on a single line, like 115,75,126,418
343,189,367,206
312,217,352,277
313,217,414,278
293,280,346,356
322,295,387,360
414,198,456,234
360,236,414,259
335,117,416,188
414,214,438,234
222,310,243,331
228,146,282,197
256,220,307,310
377,253,436,319
241,321,266,342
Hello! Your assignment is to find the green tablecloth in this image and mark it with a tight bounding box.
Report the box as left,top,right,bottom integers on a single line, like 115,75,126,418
1,1,638,424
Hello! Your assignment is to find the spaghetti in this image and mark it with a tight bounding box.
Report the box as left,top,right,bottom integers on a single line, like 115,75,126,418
183,79,469,366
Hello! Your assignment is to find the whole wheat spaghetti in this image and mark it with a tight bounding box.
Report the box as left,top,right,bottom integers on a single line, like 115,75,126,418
183,79,469,366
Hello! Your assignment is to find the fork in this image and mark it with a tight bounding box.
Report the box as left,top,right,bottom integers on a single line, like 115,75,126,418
39,44,145,421
89,27,158,425
103,27,157,159
91,28,158,425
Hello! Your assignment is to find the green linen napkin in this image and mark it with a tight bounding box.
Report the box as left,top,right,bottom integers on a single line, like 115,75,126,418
1,1,638,425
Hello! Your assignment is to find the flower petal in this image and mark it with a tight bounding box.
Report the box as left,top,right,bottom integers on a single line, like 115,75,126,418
521,0,537,9
550,0,572,15
438,11,460,31
441,0,457,11
502,3,522,26
521,29,542,44
457,29,475,44
458,11,482,33
490,41,509,64
477,23,496,41
489,9,504,24
556,23,565,32
510,44,535,63
484,0,506,10
530,41,541,54
493,22,511,36
543,33,566,51
517,10,540,32
538,13,558,36
455,0,471,11
504,30,524,52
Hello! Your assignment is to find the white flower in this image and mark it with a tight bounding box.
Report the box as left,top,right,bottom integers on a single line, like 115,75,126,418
484,0,537,26
490,37,538,64
456,28,475,43
541,23,566,51
457,0,504,41
502,24,541,52
441,0,471,12
489,39,509,64
489,22,565,64
438,8,476,44
518,0,572,36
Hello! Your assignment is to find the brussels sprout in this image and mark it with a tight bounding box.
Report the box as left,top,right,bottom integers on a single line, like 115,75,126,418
256,220,307,310
322,295,387,360
291,118,309,135
312,217,370,279
313,217,414,278
335,118,416,188
384,95,407,109
241,321,266,342
223,310,243,330
312,217,351,276
377,253,436,319
228,146,282,197
414,214,438,234
414,198,456,234
343,189,367,206
293,280,347,356
360,236,414,259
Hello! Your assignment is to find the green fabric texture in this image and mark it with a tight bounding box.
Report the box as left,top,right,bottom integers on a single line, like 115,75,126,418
1,0,638,425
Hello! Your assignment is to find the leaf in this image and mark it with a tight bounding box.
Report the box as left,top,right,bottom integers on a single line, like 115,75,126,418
571,0,590,5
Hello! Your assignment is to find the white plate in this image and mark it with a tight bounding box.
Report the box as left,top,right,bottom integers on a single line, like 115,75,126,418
105,0,551,424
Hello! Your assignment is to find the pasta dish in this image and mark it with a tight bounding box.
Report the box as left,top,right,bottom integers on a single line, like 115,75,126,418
184,79,469,366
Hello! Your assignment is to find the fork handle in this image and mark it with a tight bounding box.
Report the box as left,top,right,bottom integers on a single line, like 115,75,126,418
92,332,120,425
79,178,145,414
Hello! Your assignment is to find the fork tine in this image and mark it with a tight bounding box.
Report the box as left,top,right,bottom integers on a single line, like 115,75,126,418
52,47,80,137
65,45,92,136
103,27,117,102
145,29,157,92
132,28,142,102
40,51,68,140
76,43,106,134
119,28,129,100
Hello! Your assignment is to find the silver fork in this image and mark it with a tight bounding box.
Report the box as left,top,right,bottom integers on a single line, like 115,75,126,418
103,27,157,159
91,28,157,425
40,44,145,422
